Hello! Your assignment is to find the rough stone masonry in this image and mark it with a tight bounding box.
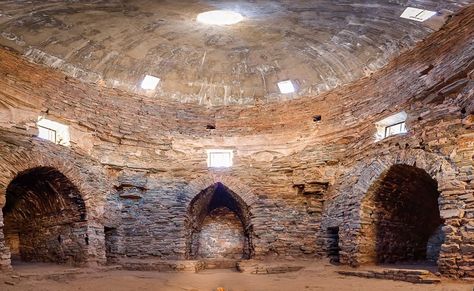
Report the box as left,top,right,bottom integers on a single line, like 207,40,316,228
0,1,472,281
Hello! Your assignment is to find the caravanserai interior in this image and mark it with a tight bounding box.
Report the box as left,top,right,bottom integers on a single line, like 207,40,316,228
0,1,473,290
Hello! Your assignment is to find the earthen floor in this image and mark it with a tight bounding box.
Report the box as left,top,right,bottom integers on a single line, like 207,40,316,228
1,261,472,291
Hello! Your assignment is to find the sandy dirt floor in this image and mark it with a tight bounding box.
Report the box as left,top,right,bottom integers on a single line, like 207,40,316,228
1,262,473,291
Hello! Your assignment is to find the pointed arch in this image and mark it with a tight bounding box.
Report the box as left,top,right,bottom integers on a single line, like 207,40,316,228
183,175,257,260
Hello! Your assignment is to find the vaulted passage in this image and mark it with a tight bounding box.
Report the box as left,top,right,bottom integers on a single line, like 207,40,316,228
186,183,252,260
2,167,88,265
360,165,444,265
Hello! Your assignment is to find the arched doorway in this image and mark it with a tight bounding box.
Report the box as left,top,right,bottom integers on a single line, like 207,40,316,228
2,167,88,266
186,182,252,260
359,164,444,265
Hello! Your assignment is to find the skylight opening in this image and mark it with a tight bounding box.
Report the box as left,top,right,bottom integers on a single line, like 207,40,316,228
400,7,437,22
37,117,70,146
278,80,296,94
141,75,160,90
197,10,243,25
207,149,233,168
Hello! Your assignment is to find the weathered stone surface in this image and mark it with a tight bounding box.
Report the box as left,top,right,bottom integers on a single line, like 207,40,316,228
0,1,472,281
196,207,246,260
237,260,304,274
338,268,441,284
0,1,468,106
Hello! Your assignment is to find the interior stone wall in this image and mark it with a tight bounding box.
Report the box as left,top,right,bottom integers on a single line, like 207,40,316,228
3,167,89,265
104,227,121,264
0,3,471,279
3,233,19,260
187,183,251,260
322,148,473,278
318,7,474,279
0,130,110,269
196,207,246,260
17,223,88,264
359,165,443,264
427,226,445,263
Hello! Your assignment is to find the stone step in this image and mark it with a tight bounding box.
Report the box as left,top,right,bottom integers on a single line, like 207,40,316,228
119,259,205,272
237,260,305,274
201,259,238,270
337,268,441,284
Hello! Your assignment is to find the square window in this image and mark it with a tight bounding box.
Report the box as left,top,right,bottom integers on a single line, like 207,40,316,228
141,75,160,90
278,80,296,94
207,150,233,168
375,111,408,141
37,117,70,146
38,126,57,143
384,122,407,138
400,7,436,22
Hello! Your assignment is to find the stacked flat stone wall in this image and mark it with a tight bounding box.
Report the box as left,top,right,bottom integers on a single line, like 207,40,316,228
0,4,471,279
0,130,110,268
360,164,442,264
196,207,246,260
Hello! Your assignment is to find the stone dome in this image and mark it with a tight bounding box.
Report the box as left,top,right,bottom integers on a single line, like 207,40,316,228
0,0,470,106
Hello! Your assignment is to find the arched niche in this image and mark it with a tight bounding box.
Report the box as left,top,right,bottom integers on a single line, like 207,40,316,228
359,164,444,265
2,167,89,265
185,182,252,260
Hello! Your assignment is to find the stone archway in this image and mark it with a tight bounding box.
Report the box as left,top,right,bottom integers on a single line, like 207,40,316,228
0,138,110,269
186,183,252,260
3,167,89,265
359,164,444,265
331,149,466,277
184,178,254,261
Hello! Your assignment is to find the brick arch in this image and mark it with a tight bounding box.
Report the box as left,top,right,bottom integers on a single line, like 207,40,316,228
0,143,108,221
0,139,109,268
182,174,258,259
338,149,464,272
183,174,258,210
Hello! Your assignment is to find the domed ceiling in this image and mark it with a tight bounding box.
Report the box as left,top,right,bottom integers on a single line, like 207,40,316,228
0,0,471,106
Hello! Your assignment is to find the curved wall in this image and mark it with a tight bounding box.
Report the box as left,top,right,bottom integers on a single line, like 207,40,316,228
0,5,472,278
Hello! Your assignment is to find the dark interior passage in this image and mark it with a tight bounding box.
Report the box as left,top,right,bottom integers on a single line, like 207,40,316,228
361,164,444,264
326,227,340,264
105,227,120,264
186,183,251,260
2,167,88,265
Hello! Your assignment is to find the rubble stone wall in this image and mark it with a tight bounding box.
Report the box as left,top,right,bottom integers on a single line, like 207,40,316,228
0,130,111,268
196,207,246,260
0,4,472,278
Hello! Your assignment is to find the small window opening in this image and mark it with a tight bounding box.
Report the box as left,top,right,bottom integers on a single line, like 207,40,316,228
313,115,322,122
400,7,437,22
141,75,160,90
37,117,70,146
207,149,233,168
375,111,408,141
277,80,296,94
384,122,407,138
206,124,216,130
